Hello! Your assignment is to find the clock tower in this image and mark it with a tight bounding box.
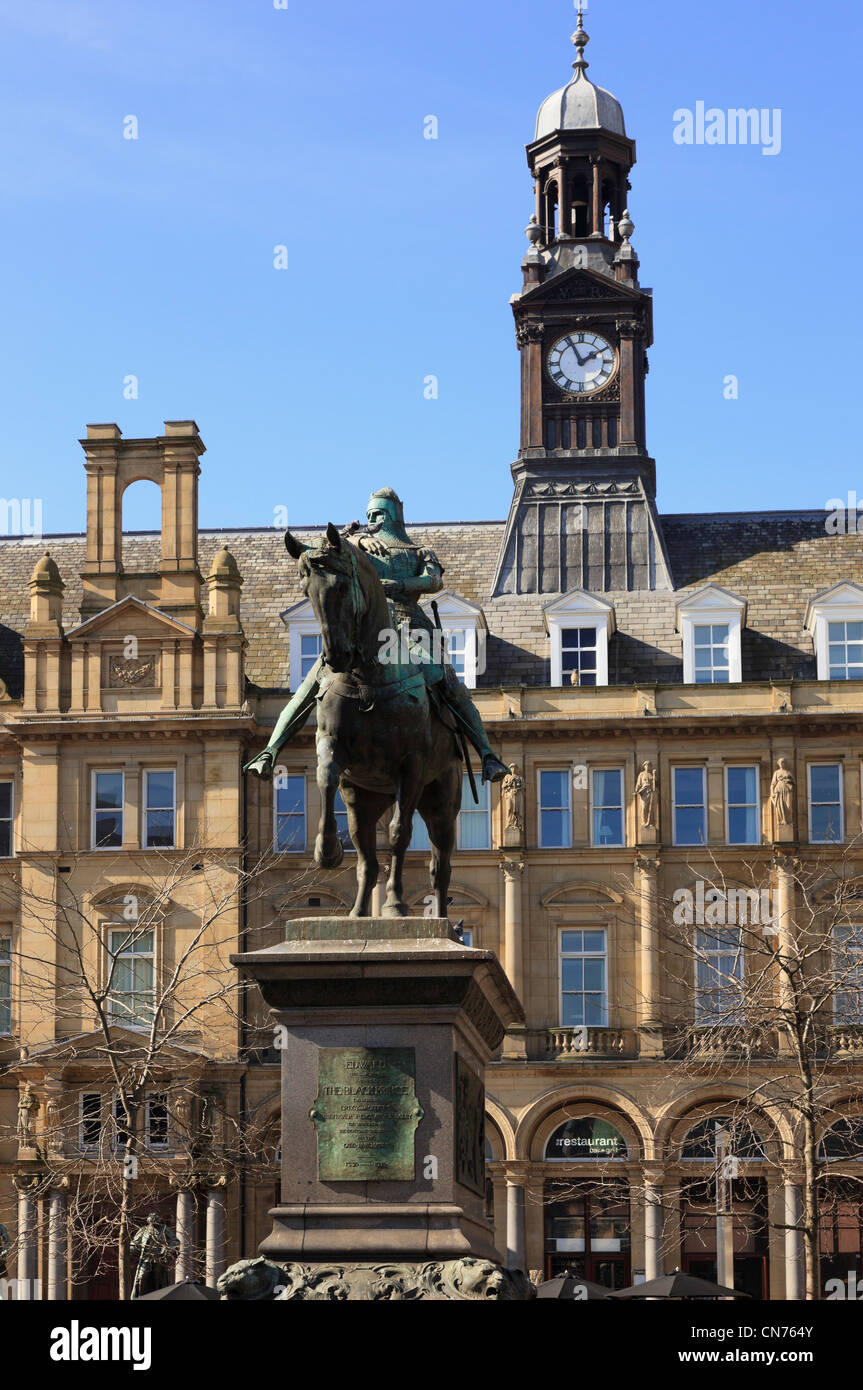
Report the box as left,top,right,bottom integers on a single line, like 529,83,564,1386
494,10,672,596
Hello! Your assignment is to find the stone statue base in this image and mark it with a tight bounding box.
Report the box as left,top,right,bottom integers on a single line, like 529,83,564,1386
218,1256,534,1301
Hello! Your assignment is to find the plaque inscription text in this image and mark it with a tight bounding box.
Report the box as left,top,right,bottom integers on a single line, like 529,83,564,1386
310,1047,423,1182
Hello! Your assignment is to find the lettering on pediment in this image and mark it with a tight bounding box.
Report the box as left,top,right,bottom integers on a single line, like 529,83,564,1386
542,273,624,302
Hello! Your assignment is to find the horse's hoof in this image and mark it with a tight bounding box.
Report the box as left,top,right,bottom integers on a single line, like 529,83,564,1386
314,835,344,870
382,901,409,919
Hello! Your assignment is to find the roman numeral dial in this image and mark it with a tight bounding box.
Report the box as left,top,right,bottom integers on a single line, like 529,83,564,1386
546,332,618,395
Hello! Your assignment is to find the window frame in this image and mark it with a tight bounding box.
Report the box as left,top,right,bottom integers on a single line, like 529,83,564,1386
672,765,708,847
807,762,844,845
694,925,745,1025
834,925,863,1024
558,927,609,1029
143,768,176,850
0,933,11,1035
0,779,13,858
80,1091,103,1151
538,768,573,849
91,769,125,851
806,585,863,681
590,766,625,848
146,1092,170,1151
273,773,307,854
545,591,615,689
676,587,746,686
457,775,491,851
725,764,762,846
106,923,156,1031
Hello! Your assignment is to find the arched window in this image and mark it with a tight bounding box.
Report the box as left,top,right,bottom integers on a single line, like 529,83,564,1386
121,478,163,534
681,1114,766,1161
819,1117,863,1162
545,1116,628,1161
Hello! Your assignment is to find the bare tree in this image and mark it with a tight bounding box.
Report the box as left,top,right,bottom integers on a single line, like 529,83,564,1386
1,840,325,1298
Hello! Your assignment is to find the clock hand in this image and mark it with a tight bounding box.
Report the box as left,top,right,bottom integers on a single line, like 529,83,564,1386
573,347,590,366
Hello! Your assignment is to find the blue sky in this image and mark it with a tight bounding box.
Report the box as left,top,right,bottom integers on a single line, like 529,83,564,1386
0,0,860,536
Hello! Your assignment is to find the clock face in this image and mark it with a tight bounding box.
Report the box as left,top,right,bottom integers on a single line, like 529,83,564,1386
547,332,617,395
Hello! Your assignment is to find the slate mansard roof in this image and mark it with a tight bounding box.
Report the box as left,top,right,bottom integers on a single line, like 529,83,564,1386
0,509,858,698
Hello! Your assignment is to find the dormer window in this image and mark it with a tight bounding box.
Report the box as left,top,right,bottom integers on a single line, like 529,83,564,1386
676,586,746,686
544,589,615,688
281,599,322,691
420,592,486,690
805,583,863,681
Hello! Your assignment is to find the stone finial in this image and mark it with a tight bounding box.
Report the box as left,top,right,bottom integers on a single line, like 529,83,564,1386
30,550,63,591
27,550,64,628
571,4,590,72
208,545,242,586
618,208,634,245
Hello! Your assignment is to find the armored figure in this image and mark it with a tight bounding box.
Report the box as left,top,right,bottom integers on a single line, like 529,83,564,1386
130,1213,180,1299
245,487,508,784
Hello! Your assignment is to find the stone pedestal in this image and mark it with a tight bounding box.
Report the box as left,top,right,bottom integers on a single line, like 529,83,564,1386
230,918,525,1290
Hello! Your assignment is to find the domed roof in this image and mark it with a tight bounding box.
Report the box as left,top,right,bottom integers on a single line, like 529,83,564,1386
30,550,63,588
534,17,626,141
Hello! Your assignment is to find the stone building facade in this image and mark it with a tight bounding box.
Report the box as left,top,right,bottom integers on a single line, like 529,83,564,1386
1,18,862,1299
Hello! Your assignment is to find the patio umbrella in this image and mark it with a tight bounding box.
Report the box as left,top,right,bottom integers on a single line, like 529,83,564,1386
608,1268,751,1300
537,1271,615,1300
136,1278,220,1301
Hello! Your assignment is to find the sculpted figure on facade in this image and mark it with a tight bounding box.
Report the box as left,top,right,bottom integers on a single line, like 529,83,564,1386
17,1082,37,1149
770,757,795,827
502,763,526,832
634,761,658,828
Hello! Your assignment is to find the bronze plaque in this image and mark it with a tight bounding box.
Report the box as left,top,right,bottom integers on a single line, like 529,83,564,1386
455,1054,486,1196
311,1047,423,1182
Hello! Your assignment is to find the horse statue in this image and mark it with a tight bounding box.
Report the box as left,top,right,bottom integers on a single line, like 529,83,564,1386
285,522,463,919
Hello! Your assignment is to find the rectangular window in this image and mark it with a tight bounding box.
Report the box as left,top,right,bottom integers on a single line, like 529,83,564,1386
460,927,474,948
93,771,124,849
726,765,760,845
591,769,624,847
445,629,467,681
673,767,707,846
540,770,572,848
828,621,863,681
334,788,353,851
80,1092,102,1150
0,782,12,857
275,775,306,852
458,776,491,850
559,929,608,1027
695,927,744,1023
108,928,155,1028
693,623,730,684
835,926,863,1023
0,936,10,1035
144,770,175,848
147,1093,169,1150
561,628,598,687
300,632,323,681
809,764,843,843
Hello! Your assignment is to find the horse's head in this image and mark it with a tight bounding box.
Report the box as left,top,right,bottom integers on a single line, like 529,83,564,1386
289,522,369,674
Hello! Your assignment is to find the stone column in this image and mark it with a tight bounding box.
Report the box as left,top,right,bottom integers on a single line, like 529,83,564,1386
783,1176,804,1300
174,1186,195,1282
617,321,641,446
47,1182,68,1301
590,156,602,235
505,1166,528,1274
643,1167,664,1281
774,851,797,1056
557,160,571,238
205,1179,228,1287
15,1177,39,1294
500,859,524,1001
636,853,663,1052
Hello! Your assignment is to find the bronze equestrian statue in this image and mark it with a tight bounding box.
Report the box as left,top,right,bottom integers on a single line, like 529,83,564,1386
245,488,507,919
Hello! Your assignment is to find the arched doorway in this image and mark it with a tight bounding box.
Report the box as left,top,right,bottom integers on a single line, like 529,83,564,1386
677,1110,770,1300
542,1115,633,1288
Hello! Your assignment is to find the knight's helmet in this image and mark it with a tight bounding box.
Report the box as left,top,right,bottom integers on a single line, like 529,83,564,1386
367,486,411,543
